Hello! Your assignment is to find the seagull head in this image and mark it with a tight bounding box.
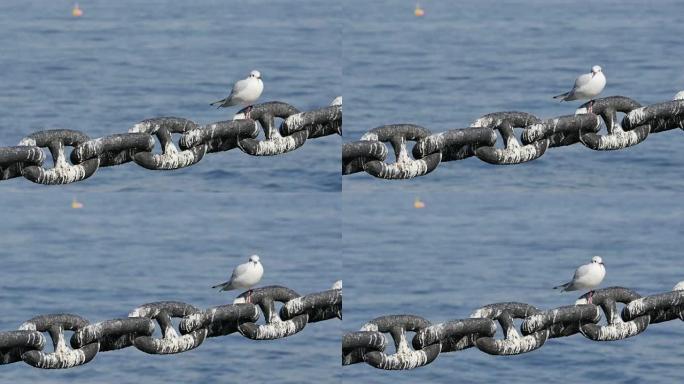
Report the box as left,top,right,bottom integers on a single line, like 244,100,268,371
249,70,262,80
248,254,260,264
591,65,602,77
591,256,604,266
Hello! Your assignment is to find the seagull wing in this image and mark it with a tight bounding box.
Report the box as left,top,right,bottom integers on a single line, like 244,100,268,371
572,72,593,91
212,261,249,290
571,263,593,284
223,78,251,105
211,77,252,107
229,261,249,281
556,72,594,101
555,262,594,291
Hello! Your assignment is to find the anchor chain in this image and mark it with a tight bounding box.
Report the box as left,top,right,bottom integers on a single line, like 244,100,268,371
343,283,684,370
0,98,342,185
343,93,684,179
0,283,341,369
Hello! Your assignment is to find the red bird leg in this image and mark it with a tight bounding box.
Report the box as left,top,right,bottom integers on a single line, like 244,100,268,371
247,289,253,304
588,100,594,114
588,290,594,304
245,105,253,119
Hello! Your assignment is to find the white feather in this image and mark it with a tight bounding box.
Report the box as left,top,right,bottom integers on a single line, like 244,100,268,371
556,66,606,101
214,255,264,291
555,256,606,292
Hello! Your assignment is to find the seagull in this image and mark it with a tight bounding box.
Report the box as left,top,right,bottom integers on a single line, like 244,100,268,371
553,256,606,304
212,254,264,303
210,70,264,119
553,65,606,113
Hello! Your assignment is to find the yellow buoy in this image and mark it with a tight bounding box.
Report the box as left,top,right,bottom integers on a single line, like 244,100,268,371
413,197,425,209
72,3,83,17
71,198,84,209
414,3,425,17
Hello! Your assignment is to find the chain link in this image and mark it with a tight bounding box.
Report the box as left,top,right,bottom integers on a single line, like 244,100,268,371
343,284,684,370
0,283,341,369
343,94,684,179
0,98,342,185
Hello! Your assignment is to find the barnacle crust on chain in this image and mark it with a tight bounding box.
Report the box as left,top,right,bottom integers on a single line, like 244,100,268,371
343,93,684,179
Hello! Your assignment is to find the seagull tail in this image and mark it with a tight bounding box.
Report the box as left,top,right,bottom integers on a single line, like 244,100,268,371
553,92,569,101
212,282,232,291
210,98,226,108
553,282,570,291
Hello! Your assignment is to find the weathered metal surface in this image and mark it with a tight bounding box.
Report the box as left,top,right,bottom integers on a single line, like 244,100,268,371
18,130,99,184
129,301,207,354
235,286,309,340
358,124,441,179
0,99,340,184
19,314,99,369
1,283,339,369
345,93,684,178
345,284,684,370
358,315,441,370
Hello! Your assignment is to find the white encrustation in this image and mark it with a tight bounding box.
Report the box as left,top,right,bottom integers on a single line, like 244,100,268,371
554,256,606,303
212,254,264,303
210,70,264,118
553,65,606,113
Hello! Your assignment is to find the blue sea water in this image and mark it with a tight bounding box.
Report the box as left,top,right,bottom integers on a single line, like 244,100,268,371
342,0,684,383
0,0,341,193
343,0,684,192
0,1,342,382
343,190,684,383
2,0,684,383
0,191,341,383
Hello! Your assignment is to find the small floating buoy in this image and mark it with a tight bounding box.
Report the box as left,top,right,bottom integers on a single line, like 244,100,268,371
413,197,425,209
414,3,425,17
72,3,83,17
71,197,83,209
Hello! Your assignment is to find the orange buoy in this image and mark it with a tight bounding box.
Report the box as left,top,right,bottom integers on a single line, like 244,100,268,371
414,3,425,17
413,197,425,209
71,198,84,209
72,3,83,17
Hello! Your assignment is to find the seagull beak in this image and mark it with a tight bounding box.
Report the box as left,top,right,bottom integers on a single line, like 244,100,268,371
600,262,605,266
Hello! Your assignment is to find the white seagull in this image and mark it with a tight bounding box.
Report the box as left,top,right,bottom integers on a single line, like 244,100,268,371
212,254,264,303
553,256,606,304
553,65,606,113
210,70,264,118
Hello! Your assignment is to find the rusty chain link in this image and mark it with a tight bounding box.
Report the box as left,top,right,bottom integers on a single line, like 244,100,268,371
0,98,342,185
343,283,684,370
0,284,341,369
343,93,684,179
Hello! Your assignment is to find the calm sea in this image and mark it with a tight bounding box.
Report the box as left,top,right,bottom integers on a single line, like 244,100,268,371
343,0,683,193
0,0,341,193
343,0,683,383
344,190,684,383
0,191,341,383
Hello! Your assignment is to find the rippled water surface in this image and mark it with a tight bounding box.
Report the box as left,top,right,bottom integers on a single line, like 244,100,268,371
0,0,341,192
343,0,684,192
3,0,683,382
0,191,341,383
343,190,684,383
343,1,683,382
